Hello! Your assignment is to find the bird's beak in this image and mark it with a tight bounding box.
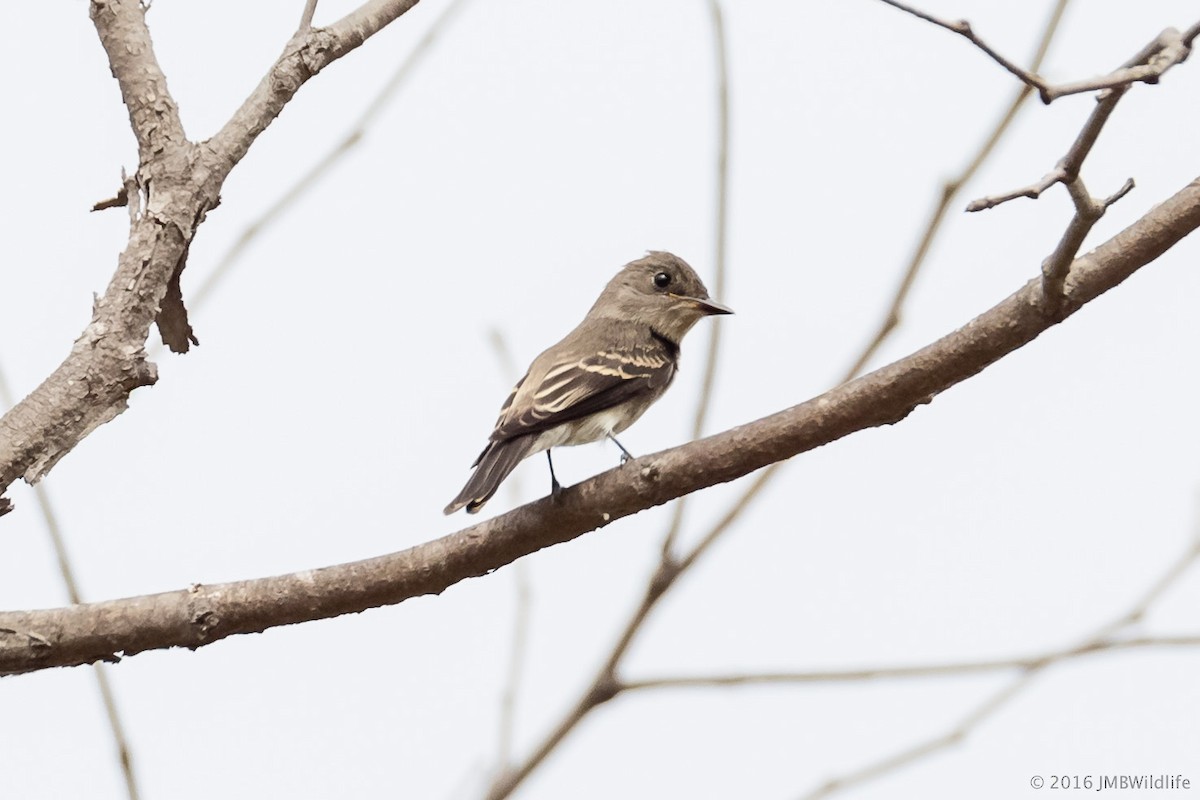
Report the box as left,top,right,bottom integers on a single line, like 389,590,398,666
671,294,734,316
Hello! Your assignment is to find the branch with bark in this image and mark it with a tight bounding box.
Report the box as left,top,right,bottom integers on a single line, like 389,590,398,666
2,168,1199,675
0,0,423,514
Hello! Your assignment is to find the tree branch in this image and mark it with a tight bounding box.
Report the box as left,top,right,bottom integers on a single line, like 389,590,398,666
0,0,424,511
966,82,1126,213
90,0,188,158
799,537,1200,798
620,635,1200,691
1040,176,1134,313
3,172,1199,675
206,0,422,172
879,1,1196,105
877,0,1053,101
188,0,468,316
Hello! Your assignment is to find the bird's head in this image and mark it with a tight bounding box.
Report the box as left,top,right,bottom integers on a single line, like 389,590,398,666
592,251,732,342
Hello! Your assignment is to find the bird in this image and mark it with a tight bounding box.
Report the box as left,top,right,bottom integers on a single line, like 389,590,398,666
444,251,732,515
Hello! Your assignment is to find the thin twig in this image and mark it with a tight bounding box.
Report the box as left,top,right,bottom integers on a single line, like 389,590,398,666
1041,29,1192,101
496,562,530,771
0,366,140,800
877,0,1052,101
879,1,1197,105
620,635,1200,691
955,24,1193,215
803,675,1036,800
966,84,1126,213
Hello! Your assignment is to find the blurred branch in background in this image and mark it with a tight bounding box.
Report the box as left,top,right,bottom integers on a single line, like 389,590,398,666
658,0,731,562
0,366,140,800
482,3,1075,798
186,0,475,318
801,533,1200,799
487,329,534,775
848,0,1069,377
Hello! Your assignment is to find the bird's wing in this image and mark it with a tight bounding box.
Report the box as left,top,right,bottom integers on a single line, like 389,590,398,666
489,344,674,442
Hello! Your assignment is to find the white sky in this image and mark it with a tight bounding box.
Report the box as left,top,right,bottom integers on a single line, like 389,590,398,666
2,1,1199,798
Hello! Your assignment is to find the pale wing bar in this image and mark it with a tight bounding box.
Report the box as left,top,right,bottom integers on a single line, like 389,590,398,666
490,347,673,442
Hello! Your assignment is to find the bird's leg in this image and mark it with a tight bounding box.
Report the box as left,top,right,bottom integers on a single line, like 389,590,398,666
608,434,635,465
546,449,563,497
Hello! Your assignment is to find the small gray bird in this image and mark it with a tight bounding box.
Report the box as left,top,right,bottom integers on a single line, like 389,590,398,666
444,251,732,515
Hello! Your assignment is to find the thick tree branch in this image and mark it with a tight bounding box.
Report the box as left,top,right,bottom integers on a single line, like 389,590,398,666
90,0,187,158
0,0,423,510
2,174,1199,676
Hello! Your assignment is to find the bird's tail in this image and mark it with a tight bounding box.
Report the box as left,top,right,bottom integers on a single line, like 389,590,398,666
444,436,535,515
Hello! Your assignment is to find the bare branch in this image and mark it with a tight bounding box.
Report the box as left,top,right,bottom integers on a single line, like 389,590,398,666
89,0,188,158
803,675,1035,800
1040,176,1135,312
877,0,1052,100
297,0,319,32
0,0,424,509
495,561,530,772
621,635,1200,691
1041,28,1193,101
0,367,141,799
208,0,422,171
880,2,1197,106
486,329,533,775
686,0,1072,571
685,0,731,449
484,7,1072,792
3,172,1199,676
189,0,471,315
965,166,1066,212
799,539,1200,799
967,84,1125,212
661,0,731,559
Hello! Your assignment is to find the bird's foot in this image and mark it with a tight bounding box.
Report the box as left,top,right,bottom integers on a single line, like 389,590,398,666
608,434,635,465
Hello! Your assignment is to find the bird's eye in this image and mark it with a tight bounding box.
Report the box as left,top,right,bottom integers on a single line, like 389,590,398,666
653,272,672,289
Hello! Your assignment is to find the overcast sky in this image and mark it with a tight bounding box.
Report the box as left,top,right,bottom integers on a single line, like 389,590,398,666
2,1,1199,798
